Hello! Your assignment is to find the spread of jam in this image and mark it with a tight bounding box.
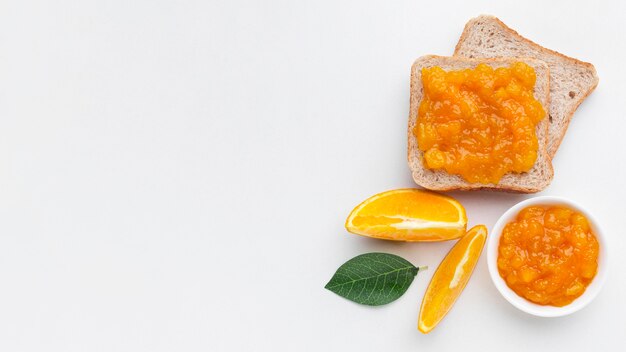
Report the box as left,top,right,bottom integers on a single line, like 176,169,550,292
498,205,599,306
416,62,546,184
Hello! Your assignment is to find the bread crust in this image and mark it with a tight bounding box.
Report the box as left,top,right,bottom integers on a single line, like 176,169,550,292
407,55,554,193
454,15,599,158
454,16,597,72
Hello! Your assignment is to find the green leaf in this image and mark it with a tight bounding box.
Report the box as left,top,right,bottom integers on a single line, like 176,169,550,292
325,253,424,306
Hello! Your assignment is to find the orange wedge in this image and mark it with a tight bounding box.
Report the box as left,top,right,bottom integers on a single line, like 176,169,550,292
418,225,487,333
345,189,467,241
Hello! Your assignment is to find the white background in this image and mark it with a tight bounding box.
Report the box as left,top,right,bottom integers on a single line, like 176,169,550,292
0,0,624,351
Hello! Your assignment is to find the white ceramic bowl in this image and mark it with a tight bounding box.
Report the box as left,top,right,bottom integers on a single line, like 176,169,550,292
488,196,608,317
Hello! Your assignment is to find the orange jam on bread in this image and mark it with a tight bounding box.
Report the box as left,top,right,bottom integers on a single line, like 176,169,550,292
498,205,599,307
415,62,546,184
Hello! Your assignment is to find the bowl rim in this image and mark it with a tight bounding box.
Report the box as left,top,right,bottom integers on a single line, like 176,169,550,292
487,196,609,317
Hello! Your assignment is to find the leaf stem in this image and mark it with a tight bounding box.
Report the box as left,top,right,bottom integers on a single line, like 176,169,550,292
418,265,428,272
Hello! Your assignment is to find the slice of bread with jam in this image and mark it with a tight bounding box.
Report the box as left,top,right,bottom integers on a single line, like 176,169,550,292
408,55,553,193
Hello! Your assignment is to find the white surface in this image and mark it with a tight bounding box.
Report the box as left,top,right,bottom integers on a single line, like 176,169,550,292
0,1,624,351
487,196,609,318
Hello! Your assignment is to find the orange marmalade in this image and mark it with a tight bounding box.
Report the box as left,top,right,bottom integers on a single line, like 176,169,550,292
498,205,599,306
415,62,546,184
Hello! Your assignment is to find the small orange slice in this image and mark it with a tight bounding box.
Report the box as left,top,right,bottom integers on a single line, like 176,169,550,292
345,189,467,241
418,225,487,333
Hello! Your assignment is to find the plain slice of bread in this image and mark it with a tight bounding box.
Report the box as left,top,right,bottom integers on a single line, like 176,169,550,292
408,55,554,193
454,15,599,158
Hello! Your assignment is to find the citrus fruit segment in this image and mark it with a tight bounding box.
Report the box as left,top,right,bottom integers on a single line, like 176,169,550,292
345,189,467,241
418,225,487,333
